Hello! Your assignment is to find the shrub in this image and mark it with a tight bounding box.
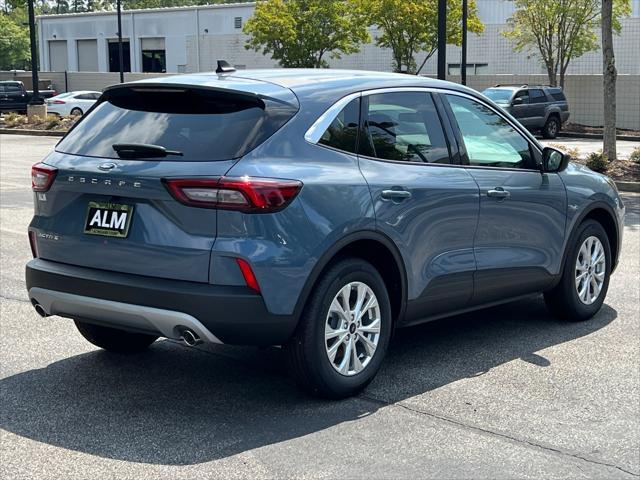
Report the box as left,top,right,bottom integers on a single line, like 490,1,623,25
547,143,580,160
630,147,640,164
585,151,609,173
45,117,60,130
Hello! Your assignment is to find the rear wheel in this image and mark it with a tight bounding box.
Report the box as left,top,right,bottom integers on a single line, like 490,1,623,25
74,320,158,353
544,220,611,321
542,116,560,139
70,107,83,117
286,258,392,399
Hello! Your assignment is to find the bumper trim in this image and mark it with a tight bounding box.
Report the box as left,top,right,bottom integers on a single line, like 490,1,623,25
29,287,223,344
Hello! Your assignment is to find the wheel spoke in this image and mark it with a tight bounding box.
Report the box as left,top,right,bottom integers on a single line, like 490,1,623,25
359,334,377,356
327,334,346,362
329,298,348,322
358,318,381,334
351,342,363,372
338,339,353,374
356,295,378,323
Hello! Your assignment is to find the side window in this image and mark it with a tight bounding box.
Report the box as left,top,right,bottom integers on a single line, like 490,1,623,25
361,91,449,164
530,89,547,103
514,90,529,104
319,98,360,154
446,94,534,169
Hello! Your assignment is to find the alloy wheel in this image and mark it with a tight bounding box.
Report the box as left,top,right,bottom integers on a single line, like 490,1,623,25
324,281,381,376
575,236,606,305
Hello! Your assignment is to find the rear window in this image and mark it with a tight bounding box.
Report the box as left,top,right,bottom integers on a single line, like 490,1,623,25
548,88,567,102
482,88,513,104
56,87,298,161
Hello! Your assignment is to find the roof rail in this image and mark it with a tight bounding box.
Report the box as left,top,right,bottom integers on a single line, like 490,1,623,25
493,84,528,88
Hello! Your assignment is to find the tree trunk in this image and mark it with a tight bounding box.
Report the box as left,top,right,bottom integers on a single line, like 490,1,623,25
545,63,557,87
602,0,617,162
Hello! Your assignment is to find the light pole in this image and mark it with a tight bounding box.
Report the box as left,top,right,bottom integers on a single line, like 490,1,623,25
117,0,124,83
437,0,446,80
27,0,42,105
461,0,468,85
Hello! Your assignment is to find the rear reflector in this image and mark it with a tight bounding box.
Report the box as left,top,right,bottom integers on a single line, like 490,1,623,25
236,258,260,293
28,231,38,258
31,163,58,192
163,176,302,213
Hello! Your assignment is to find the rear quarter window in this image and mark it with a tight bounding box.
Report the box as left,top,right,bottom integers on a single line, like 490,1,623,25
56,87,298,161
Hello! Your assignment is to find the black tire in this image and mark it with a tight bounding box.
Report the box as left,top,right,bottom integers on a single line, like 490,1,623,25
70,107,83,117
544,220,611,322
542,116,560,139
285,258,392,399
74,320,158,353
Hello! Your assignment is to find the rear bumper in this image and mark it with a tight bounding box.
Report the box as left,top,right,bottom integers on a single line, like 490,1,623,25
26,258,297,346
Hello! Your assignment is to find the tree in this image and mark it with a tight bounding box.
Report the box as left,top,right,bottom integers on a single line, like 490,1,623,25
243,0,369,68
504,0,631,88
0,8,30,70
357,0,484,74
602,0,616,161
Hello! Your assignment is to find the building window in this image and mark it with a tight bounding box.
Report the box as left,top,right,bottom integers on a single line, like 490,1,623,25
234,17,242,29
141,38,166,73
447,63,489,75
108,40,131,73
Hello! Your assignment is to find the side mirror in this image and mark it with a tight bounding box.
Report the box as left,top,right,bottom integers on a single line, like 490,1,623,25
512,97,524,106
541,147,569,173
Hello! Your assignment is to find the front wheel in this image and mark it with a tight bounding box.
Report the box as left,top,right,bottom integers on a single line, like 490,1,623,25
286,258,392,399
544,220,611,321
74,320,158,353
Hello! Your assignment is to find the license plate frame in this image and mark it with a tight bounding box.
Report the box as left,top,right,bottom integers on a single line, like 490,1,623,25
84,201,134,238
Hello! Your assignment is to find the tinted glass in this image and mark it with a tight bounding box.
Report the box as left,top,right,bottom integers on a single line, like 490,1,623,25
548,88,567,102
482,88,513,104
319,98,359,153
446,95,534,169
56,88,298,161
361,92,449,164
514,90,529,103
529,89,547,103
4,84,22,93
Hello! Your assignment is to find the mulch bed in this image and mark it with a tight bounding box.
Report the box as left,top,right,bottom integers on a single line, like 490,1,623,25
564,123,640,138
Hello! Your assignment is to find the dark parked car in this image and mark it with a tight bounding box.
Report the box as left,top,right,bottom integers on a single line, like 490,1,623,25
482,84,570,139
27,69,624,398
0,80,57,112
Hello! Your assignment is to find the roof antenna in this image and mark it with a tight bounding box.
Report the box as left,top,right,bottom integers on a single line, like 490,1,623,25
216,60,236,74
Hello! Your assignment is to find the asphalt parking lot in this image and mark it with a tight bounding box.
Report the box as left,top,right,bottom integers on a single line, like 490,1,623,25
1,134,638,479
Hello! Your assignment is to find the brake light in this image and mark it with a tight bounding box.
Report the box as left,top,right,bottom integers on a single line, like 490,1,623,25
236,258,260,293
51,100,66,104
28,231,38,258
31,163,58,192
163,176,303,213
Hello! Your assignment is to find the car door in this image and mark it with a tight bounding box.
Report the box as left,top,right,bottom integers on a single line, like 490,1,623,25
356,89,480,323
443,93,567,305
2,83,26,111
509,90,532,127
528,88,548,127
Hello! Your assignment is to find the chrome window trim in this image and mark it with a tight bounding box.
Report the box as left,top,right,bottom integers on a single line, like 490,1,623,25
304,86,542,157
304,91,361,144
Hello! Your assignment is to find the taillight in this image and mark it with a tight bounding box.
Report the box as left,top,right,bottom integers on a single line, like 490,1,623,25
28,231,38,258
163,176,303,213
236,258,260,293
51,100,66,104
31,163,58,192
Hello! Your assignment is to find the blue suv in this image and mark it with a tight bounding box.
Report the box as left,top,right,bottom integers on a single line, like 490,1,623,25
26,69,624,398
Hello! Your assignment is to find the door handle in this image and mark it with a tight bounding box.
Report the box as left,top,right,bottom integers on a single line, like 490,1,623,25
487,187,511,199
382,189,412,201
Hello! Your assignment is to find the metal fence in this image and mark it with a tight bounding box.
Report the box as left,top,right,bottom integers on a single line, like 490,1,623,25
2,71,638,130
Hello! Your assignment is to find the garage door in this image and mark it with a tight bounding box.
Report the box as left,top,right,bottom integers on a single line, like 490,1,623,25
49,40,68,71
77,40,98,71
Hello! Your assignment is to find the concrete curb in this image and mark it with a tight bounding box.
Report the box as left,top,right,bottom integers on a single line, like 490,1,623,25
0,128,65,137
615,181,640,193
558,132,640,142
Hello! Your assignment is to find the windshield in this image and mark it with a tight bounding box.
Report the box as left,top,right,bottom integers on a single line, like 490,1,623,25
482,89,514,104
56,87,298,161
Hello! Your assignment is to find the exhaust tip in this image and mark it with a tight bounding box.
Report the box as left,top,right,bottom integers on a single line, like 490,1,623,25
33,303,48,317
181,329,201,347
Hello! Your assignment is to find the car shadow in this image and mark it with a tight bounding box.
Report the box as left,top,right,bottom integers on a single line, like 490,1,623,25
0,295,617,465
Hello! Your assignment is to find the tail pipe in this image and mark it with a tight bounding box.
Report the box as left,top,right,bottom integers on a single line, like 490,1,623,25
180,328,202,347
31,299,49,318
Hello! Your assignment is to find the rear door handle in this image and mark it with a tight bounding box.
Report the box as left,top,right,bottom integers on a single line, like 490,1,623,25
487,187,511,199
381,189,412,201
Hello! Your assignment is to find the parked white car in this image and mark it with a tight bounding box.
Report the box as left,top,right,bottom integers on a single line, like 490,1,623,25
46,91,101,116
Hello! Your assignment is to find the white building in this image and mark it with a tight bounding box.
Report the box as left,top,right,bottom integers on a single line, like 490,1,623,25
37,0,640,75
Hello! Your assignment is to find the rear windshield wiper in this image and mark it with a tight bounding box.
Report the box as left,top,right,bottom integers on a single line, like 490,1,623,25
112,143,183,159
